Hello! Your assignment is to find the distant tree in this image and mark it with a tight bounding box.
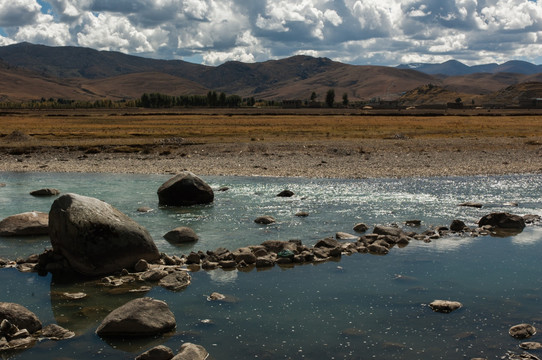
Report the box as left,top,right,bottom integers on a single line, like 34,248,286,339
310,91,317,101
219,92,227,106
455,97,462,104
342,93,349,106
326,89,335,108
207,91,218,107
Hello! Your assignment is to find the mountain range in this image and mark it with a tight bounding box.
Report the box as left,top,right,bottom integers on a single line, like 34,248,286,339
1,42,542,105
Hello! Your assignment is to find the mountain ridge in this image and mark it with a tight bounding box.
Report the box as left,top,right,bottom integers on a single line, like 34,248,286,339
1,42,542,104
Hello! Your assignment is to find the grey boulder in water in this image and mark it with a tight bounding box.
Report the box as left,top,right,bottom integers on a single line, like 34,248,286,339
49,193,160,276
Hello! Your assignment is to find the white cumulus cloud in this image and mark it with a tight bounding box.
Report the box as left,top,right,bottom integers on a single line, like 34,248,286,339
1,0,542,66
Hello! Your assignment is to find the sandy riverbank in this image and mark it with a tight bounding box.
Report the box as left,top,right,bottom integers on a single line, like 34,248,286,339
1,137,541,178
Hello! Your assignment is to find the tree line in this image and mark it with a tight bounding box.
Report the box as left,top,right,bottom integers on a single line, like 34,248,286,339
138,91,250,108
0,91,255,109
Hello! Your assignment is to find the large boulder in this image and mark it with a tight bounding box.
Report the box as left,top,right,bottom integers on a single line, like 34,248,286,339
478,212,526,230
157,172,214,206
49,193,160,276
96,297,176,337
0,211,49,236
0,303,42,334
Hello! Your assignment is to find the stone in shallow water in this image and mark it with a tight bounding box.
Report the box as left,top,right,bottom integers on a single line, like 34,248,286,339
96,297,176,337
49,193,160,276
135,345,174,360
254,215,276,225
428,300,462,313
30,188,60,196
509,324,537,339
0,302,42,334
0,211,49,236
158,270,191,291
520,342,542,350
40,324,75,340
163,226,199,243
157,172,214,206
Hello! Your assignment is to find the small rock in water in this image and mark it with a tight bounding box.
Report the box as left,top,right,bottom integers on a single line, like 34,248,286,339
276,190,294,197
254,216,276,225
336,232,359,240
137,207,153,213
428,300,462,313
40,324,75,340
163,226,199,243
509,324,537,339
30,188,60,196
135,345,174,360
520,342,542,350
353,223,369,233
295,211,309,217
458,202,483,208
450,219,467,232
207,292,226,301
405,220,421,227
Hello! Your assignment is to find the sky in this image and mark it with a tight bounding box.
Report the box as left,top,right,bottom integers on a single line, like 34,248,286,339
0,0,542,66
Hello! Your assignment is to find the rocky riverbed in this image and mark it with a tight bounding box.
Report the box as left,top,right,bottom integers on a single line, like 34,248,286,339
1,137,541,178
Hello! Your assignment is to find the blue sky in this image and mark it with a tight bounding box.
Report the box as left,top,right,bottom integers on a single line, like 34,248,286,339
1,0,542,66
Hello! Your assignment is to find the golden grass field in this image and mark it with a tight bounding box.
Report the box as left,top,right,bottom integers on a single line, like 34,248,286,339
1,108,541,149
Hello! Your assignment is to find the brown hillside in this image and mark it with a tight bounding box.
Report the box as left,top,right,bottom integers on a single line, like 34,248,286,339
82,72,210,99
254,65,439,101
398,84,472,106
441,73,527,94
480,81,542,106
0,64,103,102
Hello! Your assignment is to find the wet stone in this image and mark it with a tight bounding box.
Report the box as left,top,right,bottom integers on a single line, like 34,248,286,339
510,324,537,339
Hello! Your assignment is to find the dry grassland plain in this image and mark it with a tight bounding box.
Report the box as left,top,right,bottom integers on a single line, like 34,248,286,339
0,108,541,178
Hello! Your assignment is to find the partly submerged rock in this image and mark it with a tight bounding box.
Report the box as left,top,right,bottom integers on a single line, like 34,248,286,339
136,345,175,360
450,219,467,232
478,212,526,230
157,172,214,206
458,202,483,208
163,226,199,244
49,193,160,276
0,211,49,237
0,302,42,334
96,297,176,337
353,223,369,233
428,300,462,313
158,271,191,292
509,324,537,339
30,188,60,196
171,343,209,360
254,215,276,225
520,342,542,350
276,190,294,197
40,324,75,340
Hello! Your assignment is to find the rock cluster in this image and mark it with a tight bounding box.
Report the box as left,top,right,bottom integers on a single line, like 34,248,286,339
0,302,73,352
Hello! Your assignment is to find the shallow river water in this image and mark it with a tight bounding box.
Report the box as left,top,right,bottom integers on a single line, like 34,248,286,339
0,172,541,359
